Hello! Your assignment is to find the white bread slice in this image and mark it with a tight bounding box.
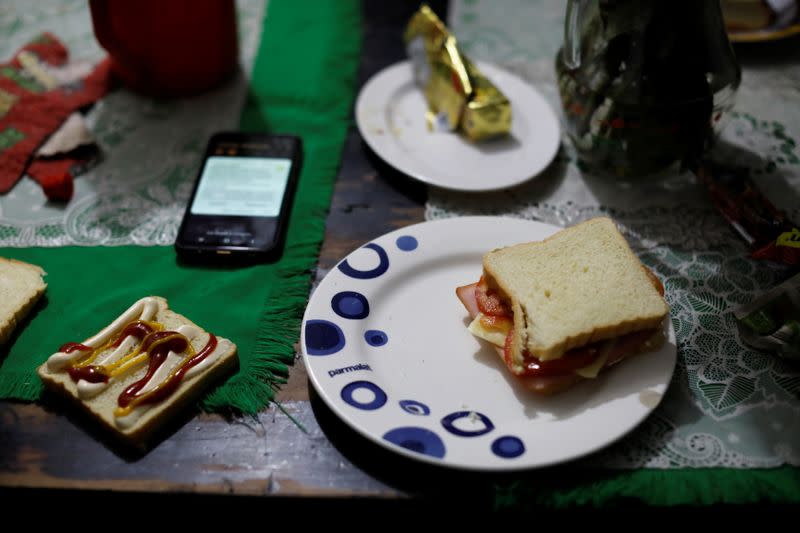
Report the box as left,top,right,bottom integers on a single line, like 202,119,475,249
0,257,47,345
37,296,238,449
483,217,669,365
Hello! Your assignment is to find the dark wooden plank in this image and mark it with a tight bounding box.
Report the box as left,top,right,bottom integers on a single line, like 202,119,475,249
0,398,402,497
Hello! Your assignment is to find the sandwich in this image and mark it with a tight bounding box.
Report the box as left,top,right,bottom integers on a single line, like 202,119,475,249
37,296,238,448
0,257,47,345
456,217,669,395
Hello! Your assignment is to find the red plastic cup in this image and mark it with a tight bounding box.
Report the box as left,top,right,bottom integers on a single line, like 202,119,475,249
89,0,239,97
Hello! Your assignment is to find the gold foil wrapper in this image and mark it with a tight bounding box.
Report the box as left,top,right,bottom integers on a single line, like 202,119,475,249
462,57,512,141
404,4,511,141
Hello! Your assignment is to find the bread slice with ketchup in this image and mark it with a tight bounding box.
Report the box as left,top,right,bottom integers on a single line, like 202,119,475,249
37,296,238,448
456,217,669,395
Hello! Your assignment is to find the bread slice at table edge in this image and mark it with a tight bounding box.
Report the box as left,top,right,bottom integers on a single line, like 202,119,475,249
0,257,47,345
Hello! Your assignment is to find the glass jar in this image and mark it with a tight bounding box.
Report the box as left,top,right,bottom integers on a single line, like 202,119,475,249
555,0,742,177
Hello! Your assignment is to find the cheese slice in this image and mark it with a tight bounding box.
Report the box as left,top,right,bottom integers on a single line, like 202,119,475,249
574,351,608,378
467,313,509,347
574,339,616,378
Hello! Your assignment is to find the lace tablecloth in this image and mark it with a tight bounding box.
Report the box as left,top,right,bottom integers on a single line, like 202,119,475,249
426,0,800,469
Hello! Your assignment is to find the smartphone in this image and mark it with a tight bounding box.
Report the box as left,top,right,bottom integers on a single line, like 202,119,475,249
175,132,302,262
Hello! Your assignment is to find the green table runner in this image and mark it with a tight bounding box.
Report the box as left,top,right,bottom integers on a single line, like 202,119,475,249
493,466,800,509
0,0,362,414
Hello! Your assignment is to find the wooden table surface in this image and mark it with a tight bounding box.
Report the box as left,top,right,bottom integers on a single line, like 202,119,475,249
3,3,793,517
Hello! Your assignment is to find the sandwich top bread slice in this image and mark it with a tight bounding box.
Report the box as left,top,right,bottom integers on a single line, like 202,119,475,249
0,257,47,345
456,217,669,395
37,296,238,448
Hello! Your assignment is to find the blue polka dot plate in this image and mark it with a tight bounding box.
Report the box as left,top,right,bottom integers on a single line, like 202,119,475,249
301,217,677,471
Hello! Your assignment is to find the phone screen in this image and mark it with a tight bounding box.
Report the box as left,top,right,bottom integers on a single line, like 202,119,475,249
175,132,302,261
190,156,291,217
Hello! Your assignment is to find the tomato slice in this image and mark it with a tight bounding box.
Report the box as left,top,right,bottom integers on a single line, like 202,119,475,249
502,327,601,377
479,313,512,330
520,346,600,376
475,276,512,317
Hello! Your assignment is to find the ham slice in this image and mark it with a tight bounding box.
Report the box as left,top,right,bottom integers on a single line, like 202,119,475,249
456,283,481,318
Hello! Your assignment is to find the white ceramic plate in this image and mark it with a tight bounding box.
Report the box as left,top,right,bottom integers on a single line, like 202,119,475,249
301,217,677,471
355,61,561,192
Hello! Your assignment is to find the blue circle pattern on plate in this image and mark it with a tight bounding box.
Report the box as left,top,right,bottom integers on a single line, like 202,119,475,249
441,411,495,437
340,380,387,411
313,232,522,463
383,427,446,459
322,232,514,462
304,320,345,356
331,291,370,320
338,243,389,279
396,235,418,251
364,329,388,347
491,436,526,459
399,399,430,416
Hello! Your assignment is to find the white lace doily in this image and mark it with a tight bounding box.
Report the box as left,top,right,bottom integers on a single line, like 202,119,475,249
426,0,800,469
